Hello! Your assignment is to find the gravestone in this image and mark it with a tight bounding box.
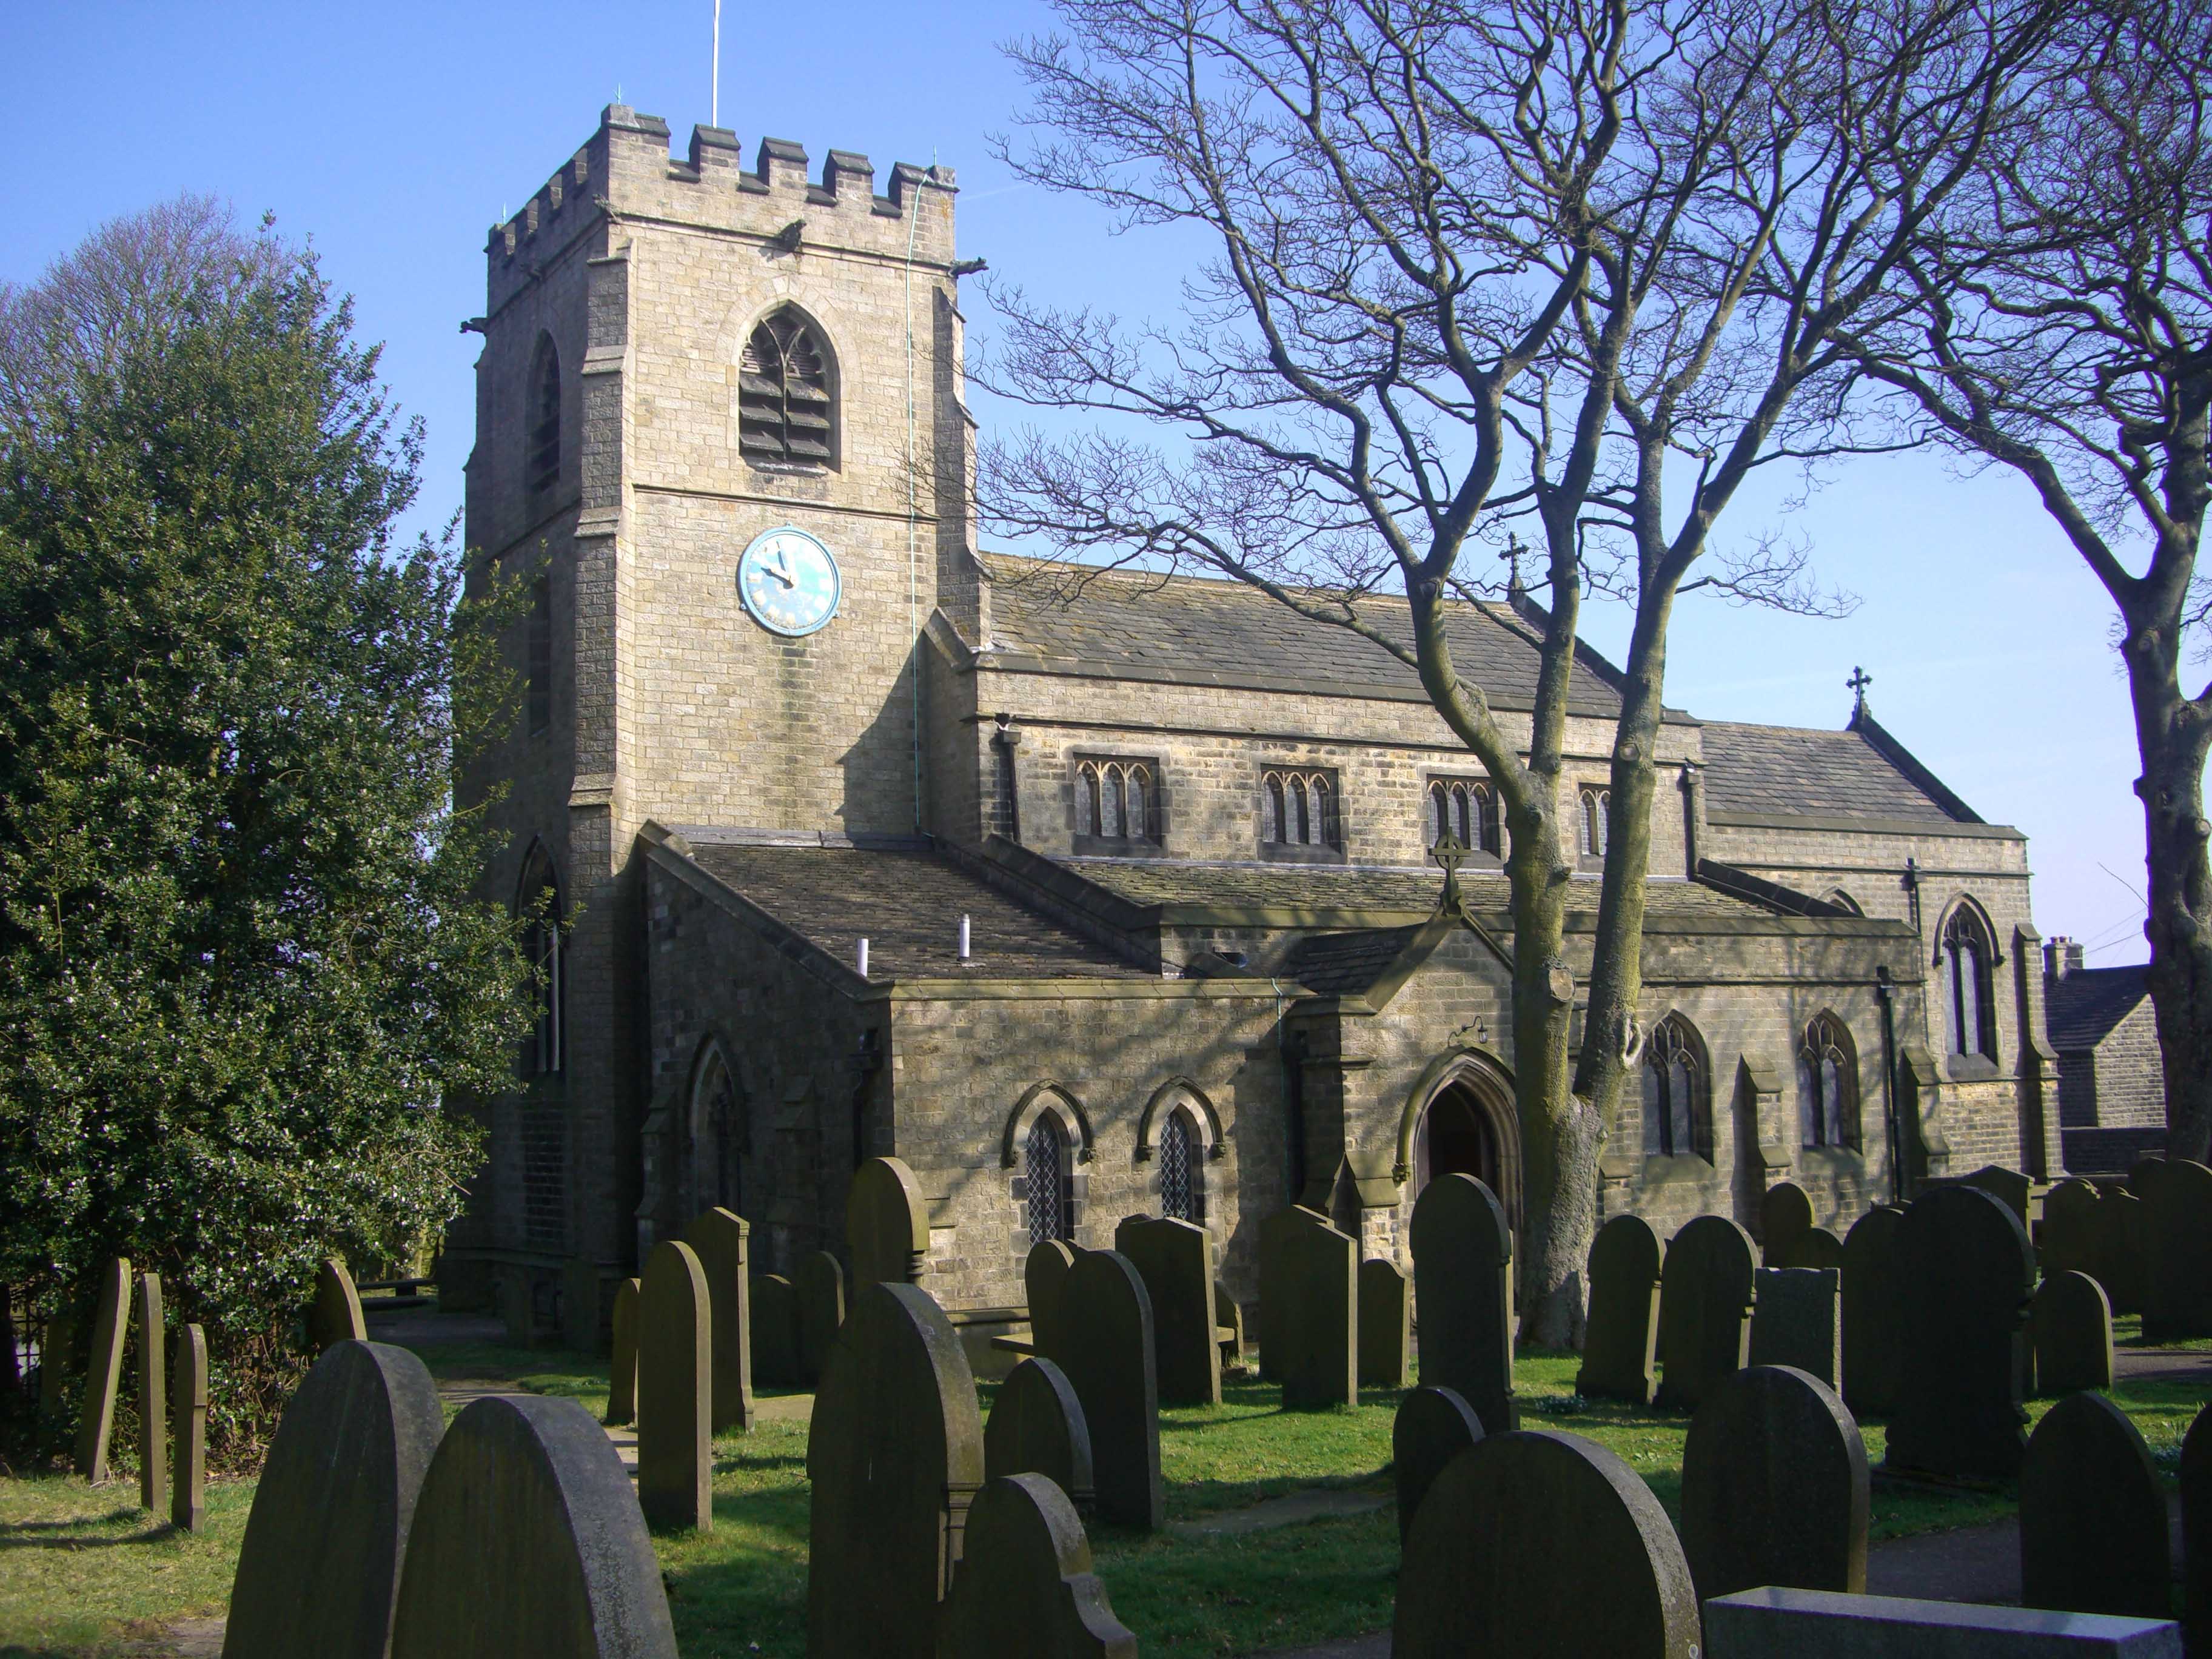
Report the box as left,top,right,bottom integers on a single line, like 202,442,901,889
848,1156,929,1290
1396,1430,1700,1659
1580,1214,1664,1406
172,1322,207,1532
2182,1400,2212,1657
1025,1240,1078,1368
1057,1250,1163,1530
1748,1267,1841,1392
1761,1182,1815,1267
310,1257,367,1352
136,1271,166,1513
1259,1205,1358,1411
1796,1227,1845,1270
2031,1270,2113,1396
1358,1258,1410,1390
1409,1174,1515,1431
937,1473,1138,1659
1114,1216,1221,1406
388,1393,678,1659
985,1356,1094,1510
1681,1364,1869,1601
1654,1216,1757,1413
1392,1385,1484,1544
680,1207,755,1433
2019,1391,2170,1620
795,1250,846,1384
1704,1587,2184,1655
637,1240,711,1532
606,1277,640,1427
2128,1155,2168,1200
2144,1159,2212,1342
1215,1279,1244,1367
74,1255,130,1481
1842,1207,1905,1416
221,1341,445,1659
807,1281,985,1659
752,1272,800,1387
2042,1179,2104,1286
1959,1163,2034,1224
1886,1185,2035,1481
2100,1188,2149,1315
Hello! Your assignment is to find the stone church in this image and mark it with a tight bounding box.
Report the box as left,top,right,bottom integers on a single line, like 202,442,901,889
444,106,2063,1349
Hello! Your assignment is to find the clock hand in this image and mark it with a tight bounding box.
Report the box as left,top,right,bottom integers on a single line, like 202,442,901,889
763,549,795,586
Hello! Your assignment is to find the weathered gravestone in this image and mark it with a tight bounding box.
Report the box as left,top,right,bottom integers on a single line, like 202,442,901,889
1958,1162,2034,1224
1842,1206,1905,1417
1409,1173,1514,1431
1748,1267,1841,1392
795,1249,846,1384
1704,1587,2184,1657
172,1322,207,1532
1886,1184,2035,1481
1358,1258,1410,1390
808,1281,985,1659
1396,1430,1700,1659
1057,1250,1163,1530
310,1256,367,1352
752,1272,800,1387
221,1341,445,1659
2144,1158,2212,1342
1114,1216,1220,1406
1214,1279,1244,1368
637,1240,711,1532
985,1356,1094,1510
1761,1182,1815,1267
388,1393,677,1659
848,1156,929,1291
2020,1390,2170,1621
937,1473,1137,1659
1259,1205,1358,1410
2130,1155,2169,1199
681,1207,756,1433
73,1255,130,1481
2100,1187,2149,1316
1681,1364,1868,1601
2182,1399,2212,1657
2042,1179,2104,1287
1392,1385,1483,1544
2032,1270,2113,1396
136,1270,166,1514
1581,1214,1664,1405
1654,1216,1757,1413
1025,1239,1078,1368
1796,1227,1845,1270
606,1277,640,1427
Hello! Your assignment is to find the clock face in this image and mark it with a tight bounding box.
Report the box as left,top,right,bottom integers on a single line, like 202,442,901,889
737,526,841,637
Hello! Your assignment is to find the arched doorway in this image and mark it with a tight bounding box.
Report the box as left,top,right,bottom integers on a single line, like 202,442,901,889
1401,1057,1523,1229
1415,1081,1502,1196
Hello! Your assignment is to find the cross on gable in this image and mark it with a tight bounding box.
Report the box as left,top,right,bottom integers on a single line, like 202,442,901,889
1431,827,1469,908
1847,665,1872,706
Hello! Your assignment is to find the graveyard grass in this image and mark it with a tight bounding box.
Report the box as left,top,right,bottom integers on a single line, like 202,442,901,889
1,1339,2204,1658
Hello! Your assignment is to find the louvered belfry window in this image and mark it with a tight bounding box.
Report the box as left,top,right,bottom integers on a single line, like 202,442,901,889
739,311,833,465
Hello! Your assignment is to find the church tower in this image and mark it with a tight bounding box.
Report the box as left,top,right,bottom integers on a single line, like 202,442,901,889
447,107,980,1335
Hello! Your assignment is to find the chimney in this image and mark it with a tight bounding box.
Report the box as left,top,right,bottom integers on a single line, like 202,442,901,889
2044,936,2083,980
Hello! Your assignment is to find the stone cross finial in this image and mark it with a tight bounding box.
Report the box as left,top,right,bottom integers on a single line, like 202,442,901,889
1501,535,1527,600
1431,828,1470,908
1847,666,1872,717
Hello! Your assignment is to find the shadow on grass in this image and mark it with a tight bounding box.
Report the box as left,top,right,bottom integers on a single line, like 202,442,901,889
0,1508,146,1535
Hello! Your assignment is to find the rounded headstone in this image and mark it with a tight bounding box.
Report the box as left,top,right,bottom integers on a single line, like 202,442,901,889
795,1250,846,1385
985,1356,1095,1509
636,1239,710,1532
752,1272,800,1387
1761,1183,1815,1267
222,1340,446,1659
681,1207,755,1433
1681,1364,1868,1601
310,1257,367,1352
2145,1158,2212,1342
1840,1206,1905,1416
1392,1386,1484,1544
1358,1258,1410,1390
1579,1215,1663,1406
1654,1216,1756,1413
1395,1430,1699,1659
1057,1250,1163,1530
2031,1270,2113,1396
2040,1179,2103,1286
1025,1241,1078,1368
2020,1390,2169,1620
1795,1227,1845,1271
848,1156,929,1290
1113,1216,1221,1406
388,1394,677,1659
2182,1399,2212,1654
937,1474,1138,1659
1410,1175,1515,1432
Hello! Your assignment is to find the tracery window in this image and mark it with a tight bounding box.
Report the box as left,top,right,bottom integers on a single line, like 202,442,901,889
1159,1108,1202,1225
1579,786,1610,860
1640,1015,1710,1161
1796,1013,1859,1150
1428,776,1501,857
518,848,564,1077
1261,767,1341,855
1940,903,1998,1058
526,336,560,494
1024,1115,1073,1245
1073,757,1161,848
691,1047,742,1217
739,309,834,466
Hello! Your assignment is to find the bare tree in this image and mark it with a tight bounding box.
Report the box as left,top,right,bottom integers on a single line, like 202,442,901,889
983,0,2053,1342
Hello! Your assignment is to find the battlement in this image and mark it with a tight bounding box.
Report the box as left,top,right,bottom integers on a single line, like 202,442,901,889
484,105,957,313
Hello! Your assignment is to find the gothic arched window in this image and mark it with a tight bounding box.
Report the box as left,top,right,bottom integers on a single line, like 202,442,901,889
526,336,560,494
518,847,563,1077
1073,757,1161,848
1640,1015,1710,1161
690,1046,742,1217
1796,1013,1859,1150
1941,903,1997,1058
1024,1115,1073,1245
1261,767,1342,854
1429,777,1501,857
739,310,834,465
1159,1107,1203,1224
1579,786,1610,859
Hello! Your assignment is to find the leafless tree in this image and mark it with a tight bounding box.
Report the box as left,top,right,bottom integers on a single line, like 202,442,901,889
982,0,2053,1342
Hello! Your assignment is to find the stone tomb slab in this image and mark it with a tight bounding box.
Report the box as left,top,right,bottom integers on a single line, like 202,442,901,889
2019,1391,2170,1621
637,1241,711,1533
1681,1364,1868,1601
806,1281,984,1659
1655,1216,1757,1413
985,1356,1094,1509
1057,1250,1164,1530
937,1473,1137,1659
1409,1174,1514,1432
795,1250,846,1385
74,1255,130,1481
1357,1258,1409,1390
221,1340,445,1659
1748,1267,1841,1392
1886,1185,2034,1481
847,1156,929,1291
681,1207,756,1433
607,1277,641,1427
310,1257,367,1353
1580,1214,1663,1406
1842,1207,1905,1418
388,1393,677,1659
2032,1270,2114,1396
1704,1587,2180,1657
1391,1385,1484,1544
1259,1207,1358,1411
1114,1216,1221,1407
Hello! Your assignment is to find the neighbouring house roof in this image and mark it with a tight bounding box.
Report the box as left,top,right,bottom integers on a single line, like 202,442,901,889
2046,964,2153,1053
1699,708,1983,825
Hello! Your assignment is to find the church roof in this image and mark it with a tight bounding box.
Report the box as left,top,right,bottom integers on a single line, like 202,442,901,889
2046,964,2152,1053
977,553,1687,721
1698,711,1982,825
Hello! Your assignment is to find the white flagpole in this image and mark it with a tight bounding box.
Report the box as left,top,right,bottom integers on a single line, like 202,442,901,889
711,0,722,128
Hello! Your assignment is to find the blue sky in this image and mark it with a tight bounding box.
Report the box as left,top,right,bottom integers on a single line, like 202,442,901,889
2,2,2160,963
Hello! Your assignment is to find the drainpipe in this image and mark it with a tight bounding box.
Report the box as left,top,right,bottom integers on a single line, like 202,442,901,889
1875,966,1903,1204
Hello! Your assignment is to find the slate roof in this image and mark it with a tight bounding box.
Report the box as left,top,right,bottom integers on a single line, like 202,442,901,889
979,553,1683,720
2046,965,2151,1052
1699,717,1975,823
1283,927,1426,996
685,840,1151,980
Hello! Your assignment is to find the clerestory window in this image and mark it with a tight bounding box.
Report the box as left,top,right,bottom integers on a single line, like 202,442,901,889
1640,1015,1711,1161
1428,776,1502,859
1261,766,1342,860
1073,757,1162,852
1578,786,1610,864
1940,902,1998,1059
739,310,834,466
1796,1013,1860,1151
